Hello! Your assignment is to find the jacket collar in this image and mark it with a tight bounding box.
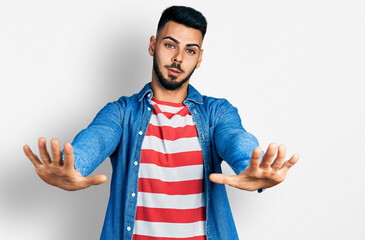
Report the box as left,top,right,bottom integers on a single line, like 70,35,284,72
184,84,203,105
137,83,153,102
137,83,203,105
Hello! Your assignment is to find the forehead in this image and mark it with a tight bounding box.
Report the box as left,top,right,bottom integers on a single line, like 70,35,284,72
157,21,203,46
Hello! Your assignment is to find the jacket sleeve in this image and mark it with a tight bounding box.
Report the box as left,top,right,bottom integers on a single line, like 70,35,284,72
213,100,260,175
62,101,124,177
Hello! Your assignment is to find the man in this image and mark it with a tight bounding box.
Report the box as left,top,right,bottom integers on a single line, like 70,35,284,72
24,6,299,240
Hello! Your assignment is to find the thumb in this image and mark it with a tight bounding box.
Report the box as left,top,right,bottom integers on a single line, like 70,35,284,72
209,173,233,185
86,174,107,186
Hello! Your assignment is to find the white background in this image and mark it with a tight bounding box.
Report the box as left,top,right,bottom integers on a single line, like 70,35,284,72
1,0,364,239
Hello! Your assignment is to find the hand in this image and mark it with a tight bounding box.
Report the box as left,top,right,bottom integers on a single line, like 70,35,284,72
24,137,107,191
209,143,299,191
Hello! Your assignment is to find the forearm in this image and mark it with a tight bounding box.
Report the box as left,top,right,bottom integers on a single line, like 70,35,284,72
213,101,259,174
63,101,124,176
219,131,259,174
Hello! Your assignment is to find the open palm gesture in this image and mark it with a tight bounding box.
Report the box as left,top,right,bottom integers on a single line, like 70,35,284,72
24,137,107,191
209,143,299,191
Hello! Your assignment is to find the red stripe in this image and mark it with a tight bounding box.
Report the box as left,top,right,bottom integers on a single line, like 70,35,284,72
140,150,203,167
153,107,191,118
135,206,206,223
151,97,184,107
133,235,206,240
146,125,198,140
138,178,203,195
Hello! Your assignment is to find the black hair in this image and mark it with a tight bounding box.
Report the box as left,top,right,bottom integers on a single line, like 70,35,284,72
157,6,207,39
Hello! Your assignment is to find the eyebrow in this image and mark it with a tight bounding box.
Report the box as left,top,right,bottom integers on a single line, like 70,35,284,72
186,43,201,49
162,36,201,49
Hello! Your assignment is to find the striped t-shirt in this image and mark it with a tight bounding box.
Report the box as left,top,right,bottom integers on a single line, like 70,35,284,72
132,97,207,240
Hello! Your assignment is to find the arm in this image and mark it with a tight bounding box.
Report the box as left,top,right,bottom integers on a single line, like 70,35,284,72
69,101,123,176
209,101,299,191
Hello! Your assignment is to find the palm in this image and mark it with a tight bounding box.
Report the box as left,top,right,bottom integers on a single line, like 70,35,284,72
209,143,299,191
24,138,107,191
35,161,92,191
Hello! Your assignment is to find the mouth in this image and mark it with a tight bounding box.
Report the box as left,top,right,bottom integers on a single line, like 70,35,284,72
167,68,181,77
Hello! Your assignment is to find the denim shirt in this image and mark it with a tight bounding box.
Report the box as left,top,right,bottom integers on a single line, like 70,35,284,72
70,83,260,240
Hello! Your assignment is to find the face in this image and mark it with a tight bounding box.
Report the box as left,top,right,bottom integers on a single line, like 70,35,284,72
149,21,203,91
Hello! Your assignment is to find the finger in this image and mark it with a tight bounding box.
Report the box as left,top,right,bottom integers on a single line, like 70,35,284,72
23,145,42,166
85,175,108,187
271,144,286,170
280,153,300,173
63,142,75,170
77,175,107,189
209,173,236,185
51,139,62,166
249,147,262,169
260,143,277,168
38,137,51,165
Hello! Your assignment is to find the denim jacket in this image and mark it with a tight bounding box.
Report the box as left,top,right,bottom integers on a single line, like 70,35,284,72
70,83,260,240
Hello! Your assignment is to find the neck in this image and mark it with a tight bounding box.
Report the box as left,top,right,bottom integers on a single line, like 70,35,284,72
150,74,189,103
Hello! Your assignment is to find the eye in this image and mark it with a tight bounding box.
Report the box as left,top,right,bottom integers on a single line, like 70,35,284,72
186,49,196,54
165,43,175,49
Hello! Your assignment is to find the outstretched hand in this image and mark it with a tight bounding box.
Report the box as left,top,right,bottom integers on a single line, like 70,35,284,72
24,137,107,191
209,143,299,191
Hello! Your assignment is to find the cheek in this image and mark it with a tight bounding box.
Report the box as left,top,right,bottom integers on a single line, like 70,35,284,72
184,57,199,70
156,47,172,60
155,51,167,66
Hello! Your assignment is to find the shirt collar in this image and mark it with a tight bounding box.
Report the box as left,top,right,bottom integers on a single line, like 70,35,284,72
137,83,203,105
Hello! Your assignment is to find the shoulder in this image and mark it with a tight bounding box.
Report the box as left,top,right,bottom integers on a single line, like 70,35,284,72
113,83,152,109
95,93,140,120
197,95,240,128
111,92,141,109
201,95,235,115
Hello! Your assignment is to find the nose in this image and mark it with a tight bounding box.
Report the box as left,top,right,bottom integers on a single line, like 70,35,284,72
172,49,183,63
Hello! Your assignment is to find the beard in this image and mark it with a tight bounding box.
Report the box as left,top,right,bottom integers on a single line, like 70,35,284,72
153,52,197,91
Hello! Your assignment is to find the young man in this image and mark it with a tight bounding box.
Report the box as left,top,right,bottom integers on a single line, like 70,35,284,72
24,6,299,240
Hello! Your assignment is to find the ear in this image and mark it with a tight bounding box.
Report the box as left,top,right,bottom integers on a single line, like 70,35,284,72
195,49,204,69
148,36,156,56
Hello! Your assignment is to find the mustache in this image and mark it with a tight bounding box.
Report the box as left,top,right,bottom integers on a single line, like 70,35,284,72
164,62,185,73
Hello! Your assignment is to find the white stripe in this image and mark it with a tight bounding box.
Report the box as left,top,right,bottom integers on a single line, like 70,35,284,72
154,103,185,114
137,192,204,209
142,136,201,154
150,99,185,114
139,163,203,181
133,220,206,237
149,113,195,127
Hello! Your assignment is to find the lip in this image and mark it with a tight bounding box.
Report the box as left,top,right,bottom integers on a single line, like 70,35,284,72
167,68,181,77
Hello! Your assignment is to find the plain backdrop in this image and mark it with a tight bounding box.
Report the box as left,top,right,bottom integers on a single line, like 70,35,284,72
1,0,364,239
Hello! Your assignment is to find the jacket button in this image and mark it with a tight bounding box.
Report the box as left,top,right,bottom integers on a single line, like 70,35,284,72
138,131,143,135
134,161,138,166
147,107,151,111
131,193,136,197
126,226,131,231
